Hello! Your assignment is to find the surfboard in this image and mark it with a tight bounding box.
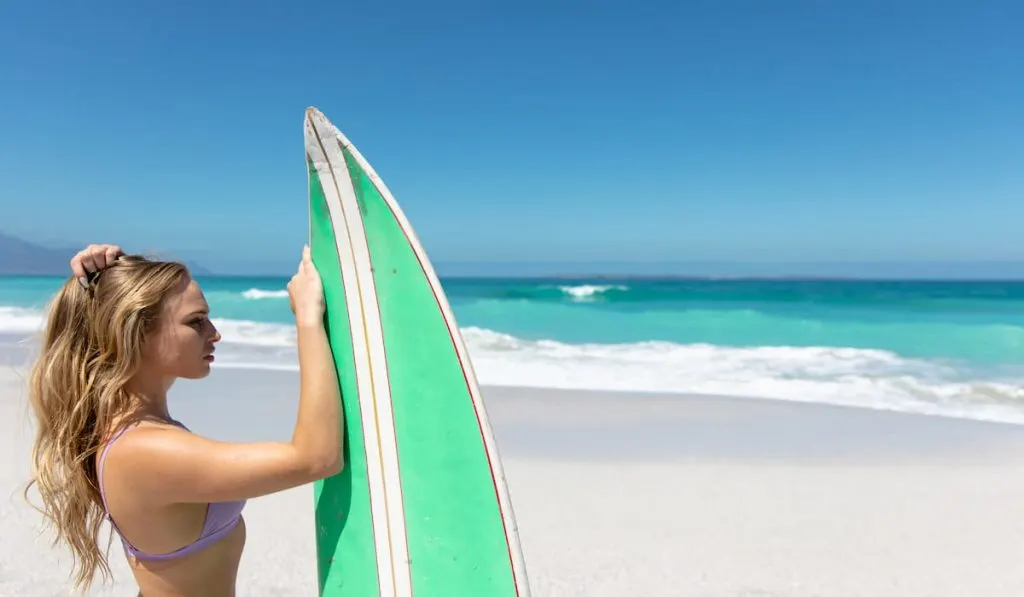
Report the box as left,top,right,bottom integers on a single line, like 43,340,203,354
303,107,531,597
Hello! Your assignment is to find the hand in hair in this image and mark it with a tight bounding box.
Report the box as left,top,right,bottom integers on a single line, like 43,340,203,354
69,244,124,287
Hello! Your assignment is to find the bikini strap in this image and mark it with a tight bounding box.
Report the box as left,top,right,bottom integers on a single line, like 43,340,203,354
96,424,138,517
96,419,188,514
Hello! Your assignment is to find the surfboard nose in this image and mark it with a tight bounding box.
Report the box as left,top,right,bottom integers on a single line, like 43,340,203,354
306,106,329,126
305,106,323,134
305,105,330,131
305,107,346,151
305,108,334,169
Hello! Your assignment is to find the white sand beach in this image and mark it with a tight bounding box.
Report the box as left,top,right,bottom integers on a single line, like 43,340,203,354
4,337,1024,596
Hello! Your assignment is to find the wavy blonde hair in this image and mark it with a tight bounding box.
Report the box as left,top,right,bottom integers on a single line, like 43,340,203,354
24,255,190,592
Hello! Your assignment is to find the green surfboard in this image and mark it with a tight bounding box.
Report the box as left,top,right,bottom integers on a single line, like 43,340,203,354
304,107,531,597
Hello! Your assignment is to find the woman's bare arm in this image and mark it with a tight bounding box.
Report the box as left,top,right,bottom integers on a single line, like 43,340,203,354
118,319,344,504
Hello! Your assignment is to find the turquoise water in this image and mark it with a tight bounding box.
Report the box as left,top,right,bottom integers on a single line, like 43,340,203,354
3,275,1024,422
445,278,1024,364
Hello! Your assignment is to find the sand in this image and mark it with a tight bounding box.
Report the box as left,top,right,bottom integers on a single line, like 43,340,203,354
4,338,1024,596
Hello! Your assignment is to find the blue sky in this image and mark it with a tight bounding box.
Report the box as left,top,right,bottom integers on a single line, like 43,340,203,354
1,0,1021,275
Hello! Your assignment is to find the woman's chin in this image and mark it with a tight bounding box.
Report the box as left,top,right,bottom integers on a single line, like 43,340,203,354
182,360,214,379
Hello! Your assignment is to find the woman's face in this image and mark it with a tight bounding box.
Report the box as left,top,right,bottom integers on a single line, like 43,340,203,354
143,276,221,380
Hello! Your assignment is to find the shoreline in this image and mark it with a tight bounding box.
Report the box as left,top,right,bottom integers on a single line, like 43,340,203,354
4,327,1024,431
4,301,1024,429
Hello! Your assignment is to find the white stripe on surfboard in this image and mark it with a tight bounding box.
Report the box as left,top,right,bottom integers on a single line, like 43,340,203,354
305,111,412,597
313,115,413,594
312,108,533,596
305,130,396,594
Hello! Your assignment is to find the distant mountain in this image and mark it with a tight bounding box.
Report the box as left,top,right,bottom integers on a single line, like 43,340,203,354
0,232,78,275
0,232,212,276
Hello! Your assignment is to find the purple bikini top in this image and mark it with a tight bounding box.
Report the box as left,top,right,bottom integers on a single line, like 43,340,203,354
97,420,247,560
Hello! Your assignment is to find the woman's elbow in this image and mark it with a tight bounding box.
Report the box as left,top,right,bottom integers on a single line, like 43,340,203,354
310,454,344,479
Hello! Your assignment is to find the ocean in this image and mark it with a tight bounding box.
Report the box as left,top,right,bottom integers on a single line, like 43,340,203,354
2,275,1024,424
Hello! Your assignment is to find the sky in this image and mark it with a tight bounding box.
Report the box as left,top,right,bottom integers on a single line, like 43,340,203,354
0,0,1022,276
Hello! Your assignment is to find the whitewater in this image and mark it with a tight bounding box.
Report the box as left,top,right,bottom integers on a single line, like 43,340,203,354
3,276,1024,424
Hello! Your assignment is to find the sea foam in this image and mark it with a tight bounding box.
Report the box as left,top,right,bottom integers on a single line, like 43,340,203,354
4,306,1023,424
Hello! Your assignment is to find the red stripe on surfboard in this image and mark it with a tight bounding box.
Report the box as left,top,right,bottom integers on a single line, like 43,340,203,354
364,167,524,596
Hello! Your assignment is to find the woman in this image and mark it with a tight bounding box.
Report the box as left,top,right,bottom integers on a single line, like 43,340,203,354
25,243,344,596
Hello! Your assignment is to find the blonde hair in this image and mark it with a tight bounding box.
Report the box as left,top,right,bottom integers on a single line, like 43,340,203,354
24,256,190,591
